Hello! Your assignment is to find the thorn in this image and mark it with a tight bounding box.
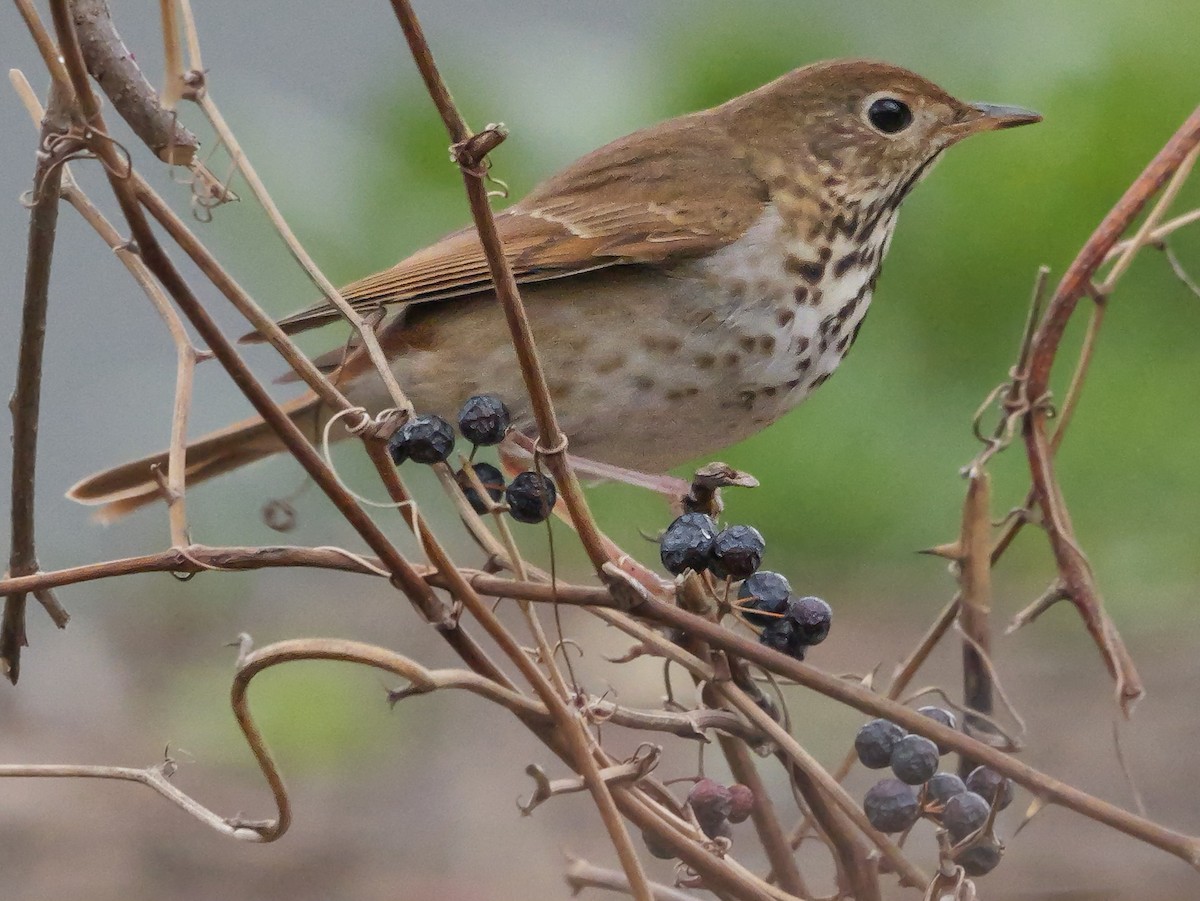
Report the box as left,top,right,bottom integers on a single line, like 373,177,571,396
918,542,963,561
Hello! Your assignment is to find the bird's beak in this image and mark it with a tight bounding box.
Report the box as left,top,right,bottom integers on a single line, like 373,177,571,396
965,102,1043,132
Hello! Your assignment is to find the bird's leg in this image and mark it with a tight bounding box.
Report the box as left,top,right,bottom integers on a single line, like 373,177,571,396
503,432,691,499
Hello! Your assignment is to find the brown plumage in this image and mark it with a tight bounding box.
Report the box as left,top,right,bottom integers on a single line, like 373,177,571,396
69,59,1039,520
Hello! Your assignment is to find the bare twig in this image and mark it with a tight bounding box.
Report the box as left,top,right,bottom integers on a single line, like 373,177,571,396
1023,105,1200,713
0,757,265,840
955,469,996,763
3,78,74,683
69,0,198,164
565,853,702,901
386,0,612,574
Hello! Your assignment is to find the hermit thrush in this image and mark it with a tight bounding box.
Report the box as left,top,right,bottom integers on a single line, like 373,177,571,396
70,59,1038,518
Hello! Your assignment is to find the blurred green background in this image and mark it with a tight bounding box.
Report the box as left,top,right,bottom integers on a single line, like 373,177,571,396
2,1,1199,899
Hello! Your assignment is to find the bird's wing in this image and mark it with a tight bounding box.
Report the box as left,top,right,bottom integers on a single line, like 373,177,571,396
245,114,767,341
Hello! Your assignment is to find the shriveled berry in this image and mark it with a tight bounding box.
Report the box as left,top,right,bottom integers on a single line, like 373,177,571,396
388,413,455,464
924,772,967,810
457,394,510,446
917,705,958,753
727,784,755,823
641,827,677,860
957,838,1003,876
660,512,717,575
758,616,805,660
456,462,505,514
943,791,991,842
855,719,907,769
688,778,733,839
788,595,832,645
890,734,939,785
709,525,765,579
863,778,920,833
505,471,557,524
737,571,790,627
965,765,1014,811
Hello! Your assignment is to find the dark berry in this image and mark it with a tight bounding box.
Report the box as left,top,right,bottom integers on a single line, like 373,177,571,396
943,791,991,843
456,394,510,446
758,617,805,660
659,512,717,575
956,838,1003,876
890,734,939,785
727,784,754,824
456,462,505,514
709,525,765,579
704,817,733,840
924,772,967,810
641,827,677,860
855,719,907,769
737,571,790,627
964,766,1014,811
505,471,557,524
863,778,920,833
788,595,832,645
917,705,958,754
688,778,733,839
388,413,455,464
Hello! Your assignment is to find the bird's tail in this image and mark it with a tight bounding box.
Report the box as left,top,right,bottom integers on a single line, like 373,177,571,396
67,395,322,522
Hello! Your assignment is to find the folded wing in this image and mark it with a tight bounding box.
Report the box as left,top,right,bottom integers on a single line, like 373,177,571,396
243,113,767,341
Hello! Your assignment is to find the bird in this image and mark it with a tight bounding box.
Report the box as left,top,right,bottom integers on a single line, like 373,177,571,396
68,59,1039,520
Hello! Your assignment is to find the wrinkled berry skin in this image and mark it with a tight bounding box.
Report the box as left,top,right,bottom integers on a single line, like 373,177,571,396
505,471,557,523
688,778,733,839
957,839,1003,876
965,765,1014,811
758,617,805,660
660,513,717,575
943,791,991,842
855,719,907,769
863,778,920,833
727,784,755,823
890,734,940,785
388,414,455,464
709,525,765,579
789,595,832,645
641,827,677,860
737,571,790,627
457,394,511,446
924,772,967,810
917,705,958,753
456,462,506,514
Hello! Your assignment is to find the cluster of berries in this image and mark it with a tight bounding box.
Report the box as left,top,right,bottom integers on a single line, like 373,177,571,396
386,394,557,524
659,513,832,660
855,709,1012,876
641,778,755,858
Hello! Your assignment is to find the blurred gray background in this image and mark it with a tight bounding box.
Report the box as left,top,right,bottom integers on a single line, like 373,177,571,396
2,1,1200,899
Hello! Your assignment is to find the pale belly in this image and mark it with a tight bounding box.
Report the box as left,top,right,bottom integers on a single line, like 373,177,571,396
345,209,889,472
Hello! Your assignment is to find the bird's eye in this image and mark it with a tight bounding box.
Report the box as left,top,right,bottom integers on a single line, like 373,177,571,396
867,97,913,134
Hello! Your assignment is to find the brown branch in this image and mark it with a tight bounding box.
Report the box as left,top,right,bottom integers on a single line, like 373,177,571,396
638,597,1200,871
69,0,198,164
956,469,995,766
716,733,809,898
386,0,612,574
1022,105,1200,713
785,762,880,901
43,0,516,699
564,854,702,901
3,80,75,684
